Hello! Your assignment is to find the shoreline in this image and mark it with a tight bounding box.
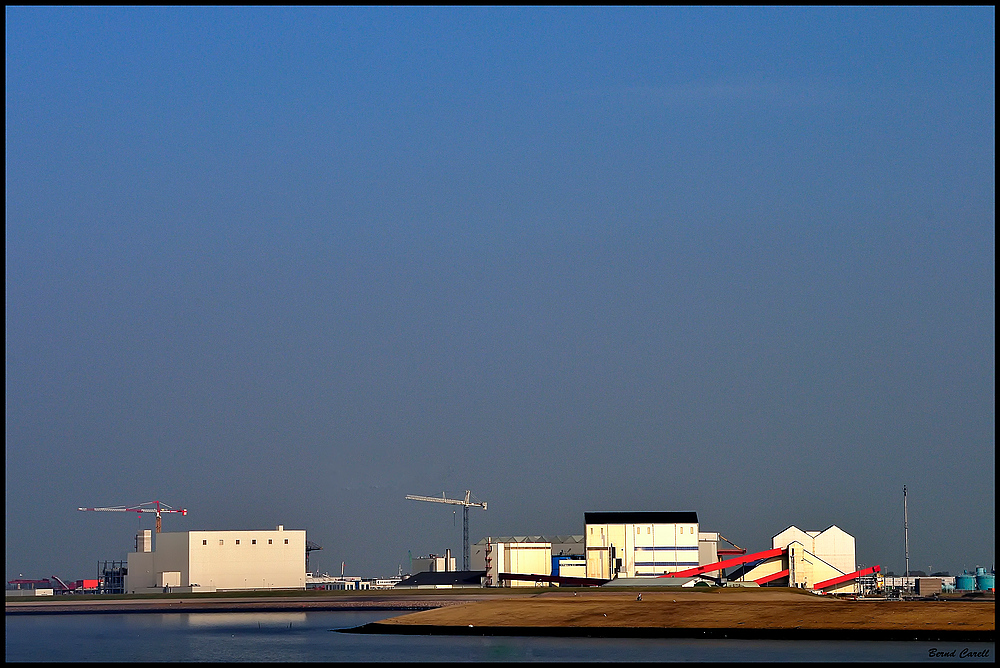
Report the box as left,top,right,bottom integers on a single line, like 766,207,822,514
7,588,996,644
345,622,995,642
4,592,504,616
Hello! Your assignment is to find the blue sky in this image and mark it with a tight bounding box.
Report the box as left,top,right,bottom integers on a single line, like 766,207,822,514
6,7,994,580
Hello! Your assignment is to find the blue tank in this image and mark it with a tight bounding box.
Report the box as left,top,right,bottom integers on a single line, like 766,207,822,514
955,571,976,590
975,569,994,591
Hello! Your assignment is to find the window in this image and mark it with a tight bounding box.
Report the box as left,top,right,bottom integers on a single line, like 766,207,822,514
202,540,207,545
252,540,256,545
219,540,224,545
647,527,650,534
236,540,240,545
268,539,272,545
284,539,288,544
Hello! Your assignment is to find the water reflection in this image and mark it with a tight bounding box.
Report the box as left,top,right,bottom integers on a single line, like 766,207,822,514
184,612,307,628
6,612,994,663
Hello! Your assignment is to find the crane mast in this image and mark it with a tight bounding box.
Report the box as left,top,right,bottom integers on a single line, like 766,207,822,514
405,490,487,571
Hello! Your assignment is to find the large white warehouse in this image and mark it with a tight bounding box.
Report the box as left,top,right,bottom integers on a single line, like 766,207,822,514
126,525,306,593
585,511,703,579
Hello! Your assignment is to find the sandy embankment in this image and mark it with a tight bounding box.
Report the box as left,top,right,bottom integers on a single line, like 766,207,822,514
360,589,995,640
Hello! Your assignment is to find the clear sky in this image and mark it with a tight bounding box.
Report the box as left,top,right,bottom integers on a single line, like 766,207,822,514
6,7,994,581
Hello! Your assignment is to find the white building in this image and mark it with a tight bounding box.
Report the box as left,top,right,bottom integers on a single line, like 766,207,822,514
585,511,701,579
489,540,551,587
471,536,584,587
306,574,370,590
740,525,859,594
411,551,456,574
771,525,855,575
126,525,306,593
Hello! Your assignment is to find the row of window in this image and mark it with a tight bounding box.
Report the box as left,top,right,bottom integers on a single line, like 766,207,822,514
633,546,700,551
637,526,696,535
589,526,697,535
633,561,700,567
201,538,289,546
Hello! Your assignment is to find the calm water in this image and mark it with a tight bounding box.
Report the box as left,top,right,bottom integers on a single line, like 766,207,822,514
5,611,994,662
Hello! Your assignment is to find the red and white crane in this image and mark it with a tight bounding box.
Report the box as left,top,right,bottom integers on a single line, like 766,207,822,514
77,501,187,533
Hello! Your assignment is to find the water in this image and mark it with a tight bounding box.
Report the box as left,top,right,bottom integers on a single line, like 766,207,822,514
5,612,994,662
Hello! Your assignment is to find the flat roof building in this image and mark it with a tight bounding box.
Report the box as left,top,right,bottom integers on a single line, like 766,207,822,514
126,525,306,593
584,511,700,580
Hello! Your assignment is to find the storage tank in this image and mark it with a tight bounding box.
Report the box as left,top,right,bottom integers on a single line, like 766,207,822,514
955,571,976,591
974,567,994,591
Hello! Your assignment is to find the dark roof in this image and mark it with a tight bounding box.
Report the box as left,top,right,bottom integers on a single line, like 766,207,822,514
585,511,699,524
395,571,486,587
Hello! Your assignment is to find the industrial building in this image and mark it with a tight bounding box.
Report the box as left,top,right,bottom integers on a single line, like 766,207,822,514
125,525,306,593
411,550,457,574
584,511,704,579
470,536,584,587
732,525,859,593
460,515,736,587
641,524,875,594
67,497,891,595
466,512,878,595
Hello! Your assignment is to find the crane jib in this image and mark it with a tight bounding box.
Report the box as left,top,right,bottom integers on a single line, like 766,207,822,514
406,490,488,572
77,502,188,532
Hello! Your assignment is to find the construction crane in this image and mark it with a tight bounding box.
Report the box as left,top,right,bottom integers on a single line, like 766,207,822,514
78,501,187,533
405,490,487,572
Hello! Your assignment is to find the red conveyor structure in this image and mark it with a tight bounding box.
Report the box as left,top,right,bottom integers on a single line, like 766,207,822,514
812,564,880,590
657,547,786,579
657,546,880,591
753,569,790,585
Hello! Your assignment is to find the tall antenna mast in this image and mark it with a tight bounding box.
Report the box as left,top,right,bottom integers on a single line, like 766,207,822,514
903,485,910,589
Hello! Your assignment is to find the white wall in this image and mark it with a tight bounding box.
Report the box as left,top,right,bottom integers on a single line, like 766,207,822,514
411,555,456,573
586,521,699,579
487,542,551,587
811,526,856,575
189,528,305,590
126,527,306,592
773,525,856,578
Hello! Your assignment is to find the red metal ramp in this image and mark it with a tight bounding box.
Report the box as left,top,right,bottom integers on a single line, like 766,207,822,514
658,547,786,578
814,565,880,590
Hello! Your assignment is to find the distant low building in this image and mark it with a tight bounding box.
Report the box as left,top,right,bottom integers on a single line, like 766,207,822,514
369,577,404,590
411,550,456,574
306,574,370,590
